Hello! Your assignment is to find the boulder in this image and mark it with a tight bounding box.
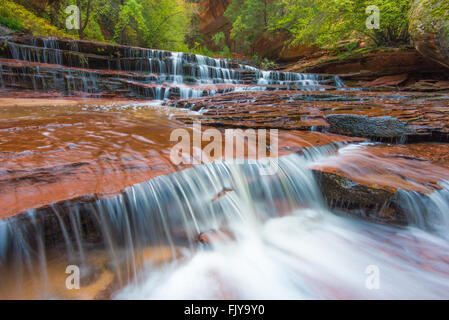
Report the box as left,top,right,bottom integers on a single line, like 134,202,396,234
409,0,449,70
312,170,396,208
325,114,411,139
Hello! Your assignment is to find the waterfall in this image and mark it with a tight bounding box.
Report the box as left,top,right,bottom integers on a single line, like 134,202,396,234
0,37,345,99
395,181,449,238
1,149,449,299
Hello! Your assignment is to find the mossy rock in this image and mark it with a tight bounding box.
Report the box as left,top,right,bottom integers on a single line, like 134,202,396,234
409,0,449,69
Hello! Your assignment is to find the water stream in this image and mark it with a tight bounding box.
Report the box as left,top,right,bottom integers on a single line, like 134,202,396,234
0,37,449,299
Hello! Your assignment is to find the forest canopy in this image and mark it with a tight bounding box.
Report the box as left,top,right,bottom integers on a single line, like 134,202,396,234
0,0,417,57
226,0,411,53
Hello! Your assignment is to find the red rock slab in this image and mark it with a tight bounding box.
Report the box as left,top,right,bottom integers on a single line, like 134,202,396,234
367,143,449,168
309,143,449,194
0,96,142,108
277,131,364,156
362,74,408,88
0,98,360,218
0,102,191,218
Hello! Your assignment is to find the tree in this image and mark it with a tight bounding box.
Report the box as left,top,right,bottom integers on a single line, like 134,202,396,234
76,0,93,39
225,0,274,54
114,0,188,50
269,0,410,48
114,0,148,45
140,0,189,51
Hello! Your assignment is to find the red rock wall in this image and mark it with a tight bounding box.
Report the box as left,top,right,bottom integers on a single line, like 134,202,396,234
197,0,233,51
196,0,316,61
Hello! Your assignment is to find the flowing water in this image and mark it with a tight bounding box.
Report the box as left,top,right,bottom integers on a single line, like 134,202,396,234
0,37,342,99
1,137,449,299
0,37,449,299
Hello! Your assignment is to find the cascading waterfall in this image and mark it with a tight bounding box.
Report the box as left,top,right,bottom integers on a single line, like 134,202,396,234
0,37,345,99
7,40,63,66
2,36,448,300
1,149,449,299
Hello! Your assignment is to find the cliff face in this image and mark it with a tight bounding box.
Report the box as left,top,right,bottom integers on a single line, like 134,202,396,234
197,0,232,51
196,0,315,61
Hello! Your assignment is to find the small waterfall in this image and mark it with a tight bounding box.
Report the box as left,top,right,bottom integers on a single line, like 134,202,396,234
1,146,449,299
395,181,449,237
7,40,63,66
0,153,324,297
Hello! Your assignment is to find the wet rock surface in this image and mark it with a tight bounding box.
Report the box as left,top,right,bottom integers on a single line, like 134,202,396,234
0,97,363,219
1,89,449,223
308,142,449,222
0,101,191,218
169,89,449,222
284,48,449,90
325,114,410,139
2,36,449,299
171,90,449,141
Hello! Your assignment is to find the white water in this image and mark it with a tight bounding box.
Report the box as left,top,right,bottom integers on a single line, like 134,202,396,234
1,147,449,299
112,153,449,300
2,39,345,99
117,212,449,299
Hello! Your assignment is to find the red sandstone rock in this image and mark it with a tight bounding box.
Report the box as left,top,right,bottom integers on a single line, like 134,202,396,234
171,90,449,140
362,74,408,88
0,97,365,218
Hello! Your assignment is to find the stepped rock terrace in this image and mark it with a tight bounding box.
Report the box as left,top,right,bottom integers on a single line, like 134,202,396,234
0,36,343,100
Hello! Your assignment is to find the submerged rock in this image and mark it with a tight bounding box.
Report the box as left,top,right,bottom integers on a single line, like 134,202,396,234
325,114,411,139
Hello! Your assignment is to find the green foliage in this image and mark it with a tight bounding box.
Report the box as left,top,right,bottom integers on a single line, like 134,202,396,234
411,0,449,36
269,0,410,48
184,41,231,59
114,0,148,46
93,0,121,40
1,0,416,58
225,0,274,54
0,0,70,37
0,15,23,31
344,41,359,52
260,57,277,70
212,32,232,58
114,0,189,51
212,32,226,47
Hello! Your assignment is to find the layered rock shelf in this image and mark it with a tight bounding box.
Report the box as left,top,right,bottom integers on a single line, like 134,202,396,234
0,35,343,100
170,90,449,141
